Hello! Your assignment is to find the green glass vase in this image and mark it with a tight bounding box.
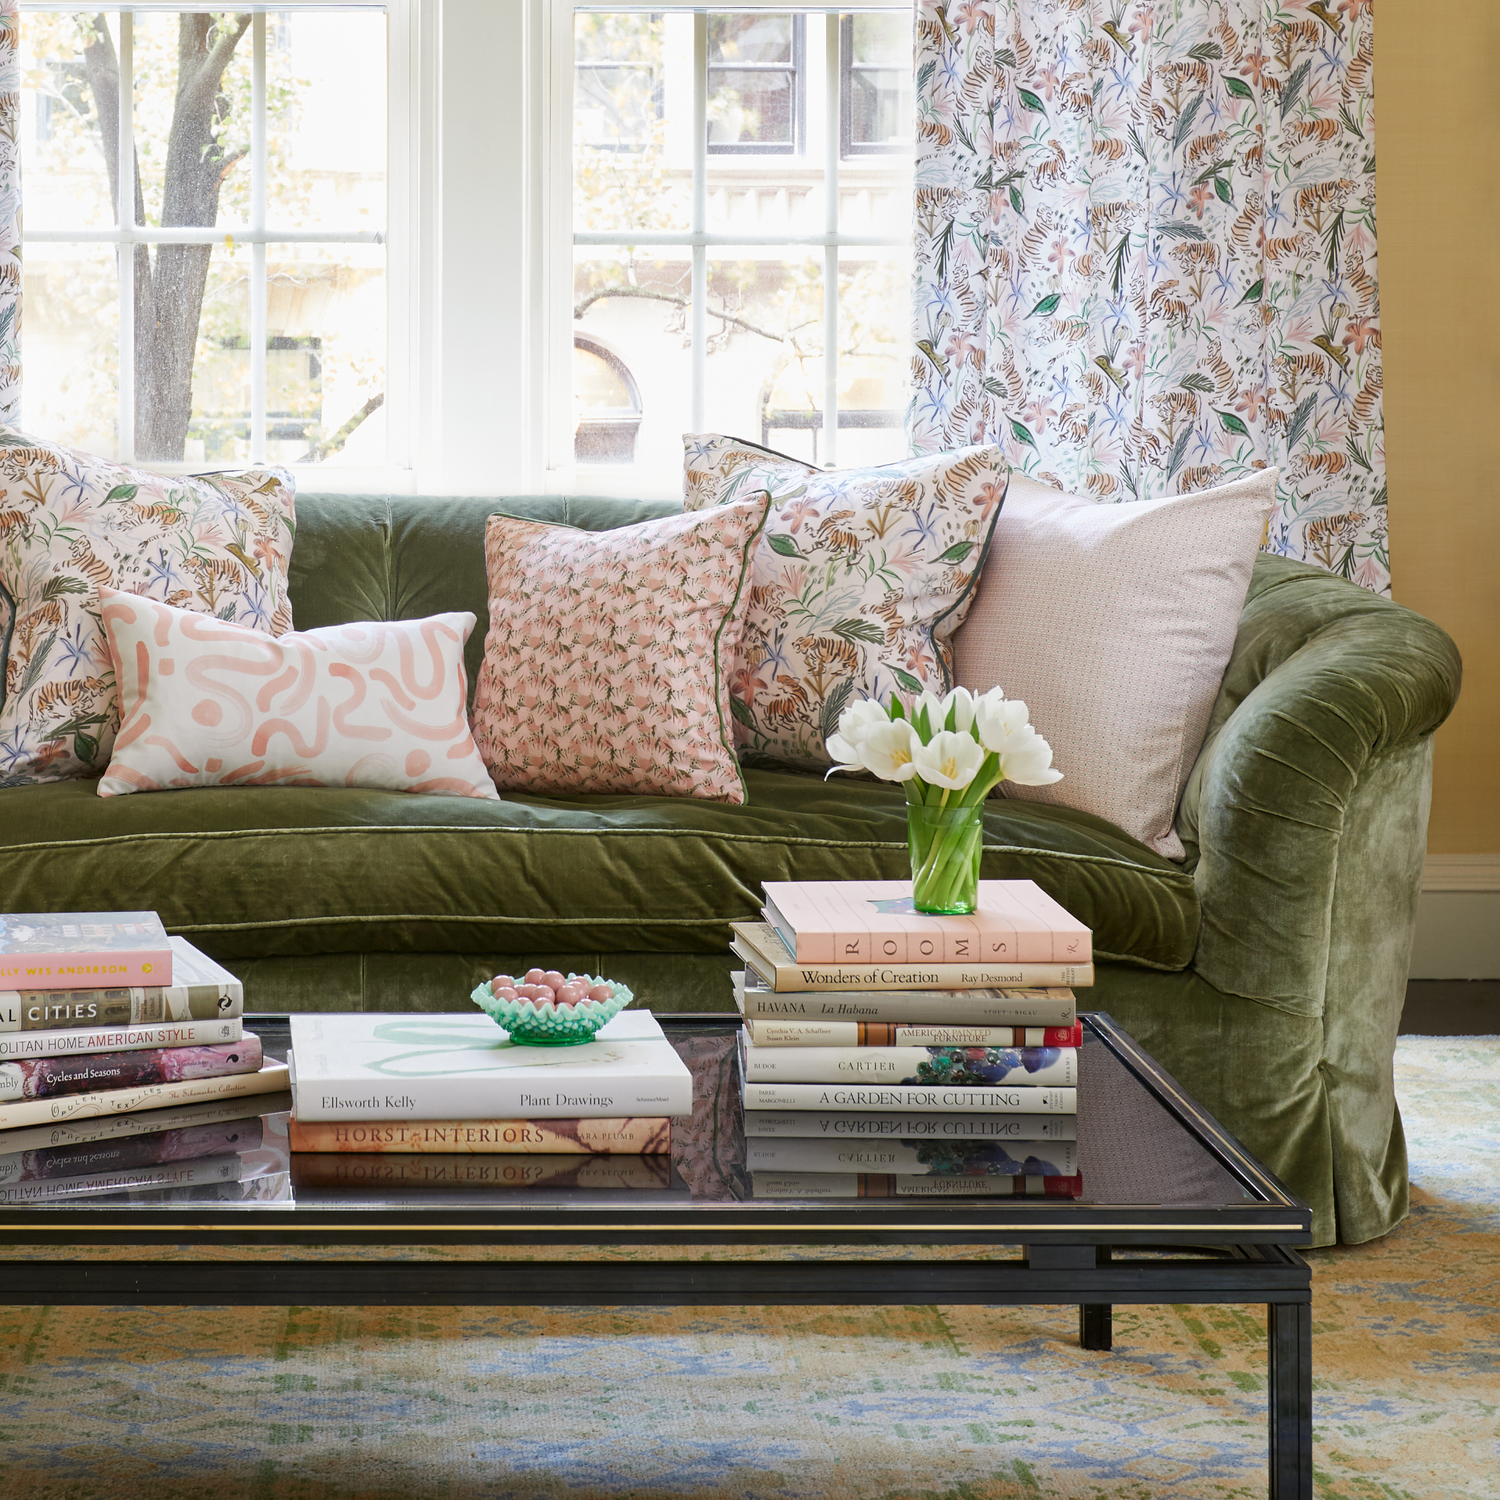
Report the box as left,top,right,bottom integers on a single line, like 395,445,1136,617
907,801,984,915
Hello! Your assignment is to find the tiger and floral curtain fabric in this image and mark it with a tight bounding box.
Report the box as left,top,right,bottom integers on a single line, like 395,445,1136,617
0,1,18,427
909,0,1387,593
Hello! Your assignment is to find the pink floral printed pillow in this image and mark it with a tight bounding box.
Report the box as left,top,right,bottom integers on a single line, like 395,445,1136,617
95,588,498,800
682,435,1007,769
0,430,296,786
471,499,769,802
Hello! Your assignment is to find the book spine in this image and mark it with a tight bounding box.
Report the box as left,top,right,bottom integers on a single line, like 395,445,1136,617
0,1059,290,1132
0,1117,263,1185
753,1172,1084,1199
745,1139,1080,1175
0,1154,243,1204
0,983,243,1032
742,1044,1079,1089
0,1035,262,1104
291,1070,694,1124
287,1116,672,1155
739,1082,1077,1113
0,948,174,991
758,961,1093,992
740,1111,1078,1140
734,980,1077,1027
745,1020,1083,1048
0,1017,243,1061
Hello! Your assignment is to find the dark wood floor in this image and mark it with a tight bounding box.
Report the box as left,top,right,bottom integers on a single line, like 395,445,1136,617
1400,980,1500,1034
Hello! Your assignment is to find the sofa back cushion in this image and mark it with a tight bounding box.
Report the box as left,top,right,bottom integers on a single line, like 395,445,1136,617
289,495,682,703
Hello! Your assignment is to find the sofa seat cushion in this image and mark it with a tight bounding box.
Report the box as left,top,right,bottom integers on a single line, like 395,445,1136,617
0,770,1198,969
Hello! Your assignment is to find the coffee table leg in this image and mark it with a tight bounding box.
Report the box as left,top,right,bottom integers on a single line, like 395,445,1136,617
1078,1303,1112,1350
1267,1300,1312,1499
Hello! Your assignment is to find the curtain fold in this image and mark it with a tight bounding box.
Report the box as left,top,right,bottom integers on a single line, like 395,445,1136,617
0,1,17,428
910,0,1386,594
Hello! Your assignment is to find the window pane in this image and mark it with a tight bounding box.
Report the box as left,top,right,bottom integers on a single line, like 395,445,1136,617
20,9,388,468
18,14,117,232
267,250,387,468
846,14,913,153
20,244,119,455
574,12,689,232
266,9,386,231
709,15,793,65
835,247,911,468
707,68,796,148
575,246,825,482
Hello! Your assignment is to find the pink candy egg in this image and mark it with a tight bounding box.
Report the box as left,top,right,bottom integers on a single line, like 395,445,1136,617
543,970,567,989
495,986,519,1002
492,974,517,990
522,968,547,986
556,983,587,1006
586,983,614,1003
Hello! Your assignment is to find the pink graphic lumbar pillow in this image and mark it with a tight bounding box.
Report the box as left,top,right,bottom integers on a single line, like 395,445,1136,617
471,498,769,802
95,588,498,800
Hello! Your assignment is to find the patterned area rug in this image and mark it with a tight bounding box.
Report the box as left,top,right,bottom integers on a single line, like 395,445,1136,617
1,1036,1496,1499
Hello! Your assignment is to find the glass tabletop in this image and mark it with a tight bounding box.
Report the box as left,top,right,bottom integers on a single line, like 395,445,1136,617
0,1015,1311,1245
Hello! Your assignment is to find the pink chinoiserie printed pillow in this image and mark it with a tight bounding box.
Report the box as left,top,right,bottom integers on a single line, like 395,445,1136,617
94,588,498,800
0,429,296,787
952,469,1278,860
471,498,770,802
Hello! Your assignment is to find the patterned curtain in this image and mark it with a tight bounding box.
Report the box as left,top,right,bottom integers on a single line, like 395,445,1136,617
910,0,1386,594
0,1,17,428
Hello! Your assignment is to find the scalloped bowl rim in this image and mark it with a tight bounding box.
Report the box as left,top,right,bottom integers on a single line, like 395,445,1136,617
469,976,635,1029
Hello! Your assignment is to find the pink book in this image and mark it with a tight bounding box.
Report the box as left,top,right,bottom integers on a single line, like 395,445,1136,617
762,881,1092,965
0,912,173,991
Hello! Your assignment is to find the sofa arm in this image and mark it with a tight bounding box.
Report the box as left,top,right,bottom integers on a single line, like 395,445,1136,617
1176,554,1462,1012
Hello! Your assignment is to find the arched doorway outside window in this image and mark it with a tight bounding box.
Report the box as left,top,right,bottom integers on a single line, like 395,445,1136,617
574,337,643,464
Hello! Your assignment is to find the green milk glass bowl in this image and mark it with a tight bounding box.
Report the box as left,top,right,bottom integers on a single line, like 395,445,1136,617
469,975,634,1045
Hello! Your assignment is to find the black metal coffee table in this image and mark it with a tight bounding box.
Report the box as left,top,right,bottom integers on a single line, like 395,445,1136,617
0,1013,1312,1498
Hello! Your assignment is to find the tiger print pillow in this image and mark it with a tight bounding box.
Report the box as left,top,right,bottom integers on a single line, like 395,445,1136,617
0,429,295,786
682,435,1007,770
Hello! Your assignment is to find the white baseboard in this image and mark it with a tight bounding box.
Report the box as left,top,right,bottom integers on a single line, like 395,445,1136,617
1409,855,1500,979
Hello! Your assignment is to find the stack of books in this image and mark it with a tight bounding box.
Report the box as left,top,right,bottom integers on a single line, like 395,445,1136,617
731,880,1091,1200
0,911,292,1202
285,1008,694,1176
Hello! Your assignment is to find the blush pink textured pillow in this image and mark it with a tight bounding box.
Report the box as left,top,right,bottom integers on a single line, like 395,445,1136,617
471,499,769,801
95,588,498,800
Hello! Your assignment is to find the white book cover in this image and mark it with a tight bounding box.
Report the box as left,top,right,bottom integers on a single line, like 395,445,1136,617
289,1011,694,1122
741,1041,1079,1089
740,1081,1077,1113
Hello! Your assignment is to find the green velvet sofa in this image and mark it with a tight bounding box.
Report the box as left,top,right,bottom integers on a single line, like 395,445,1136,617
0,494,1461,1246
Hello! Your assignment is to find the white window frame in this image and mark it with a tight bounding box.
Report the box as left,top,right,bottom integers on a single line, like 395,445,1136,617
545,0,911,495
19,0,414,491
17,1,913,498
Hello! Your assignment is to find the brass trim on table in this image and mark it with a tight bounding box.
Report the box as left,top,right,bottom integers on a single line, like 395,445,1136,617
0,1220,1311,1235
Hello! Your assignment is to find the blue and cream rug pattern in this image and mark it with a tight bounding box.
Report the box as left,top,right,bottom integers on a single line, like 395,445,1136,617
0,1035,1496,1498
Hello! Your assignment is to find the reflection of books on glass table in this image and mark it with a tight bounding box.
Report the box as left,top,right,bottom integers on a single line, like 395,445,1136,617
740,1111,1078,1140
287,1116,671,1155
752,1172,1083,1199
744,1136,1080,1178
291,1151,679,1193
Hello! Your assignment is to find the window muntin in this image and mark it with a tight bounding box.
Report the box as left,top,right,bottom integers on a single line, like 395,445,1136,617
19,6,389,471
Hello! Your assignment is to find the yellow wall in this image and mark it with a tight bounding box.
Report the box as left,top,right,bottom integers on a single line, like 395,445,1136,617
1380,1,1500,854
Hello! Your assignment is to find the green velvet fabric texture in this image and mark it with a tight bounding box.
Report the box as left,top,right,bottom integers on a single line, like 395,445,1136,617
1175,553,1462,1011
288,494,680,705
0,769,1196,967
0,496,1462,1247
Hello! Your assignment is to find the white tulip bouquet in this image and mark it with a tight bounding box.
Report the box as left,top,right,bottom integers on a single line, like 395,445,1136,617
826,686,1063,914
